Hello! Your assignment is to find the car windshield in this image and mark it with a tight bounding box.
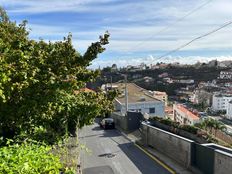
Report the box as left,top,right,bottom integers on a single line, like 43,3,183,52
104,119,113,123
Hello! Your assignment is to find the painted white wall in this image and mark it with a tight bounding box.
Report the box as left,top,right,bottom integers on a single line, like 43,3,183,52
226,102,232,120
115,100,165,117
212,95,232,111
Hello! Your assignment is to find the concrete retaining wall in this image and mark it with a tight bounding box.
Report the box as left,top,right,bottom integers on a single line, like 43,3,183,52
142,123,193,168
141,122,232,174
213,146,232,174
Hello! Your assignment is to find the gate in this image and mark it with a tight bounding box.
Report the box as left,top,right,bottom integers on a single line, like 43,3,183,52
191,143,215,174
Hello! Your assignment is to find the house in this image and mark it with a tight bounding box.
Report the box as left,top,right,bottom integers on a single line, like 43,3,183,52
151,91,168,106
162,77,173,83
212,93,232,111
158,72,169,78
143,76,154,83
113,83,165,117
225,82,232,88
173,104,200,125
101,84,118,91
180,79,195,84
226,101,232,120
218,71,232,80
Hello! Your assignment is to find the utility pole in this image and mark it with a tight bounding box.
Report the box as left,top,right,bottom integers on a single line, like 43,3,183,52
124,74,128,114
110,76,112,89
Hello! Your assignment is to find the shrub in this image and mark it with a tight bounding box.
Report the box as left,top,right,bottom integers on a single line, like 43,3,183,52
0,141,75,174
149,116,162,122
160,119,173,126
180,125,198,134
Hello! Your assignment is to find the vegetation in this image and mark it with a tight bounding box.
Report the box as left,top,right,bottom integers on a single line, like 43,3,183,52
149,117,231,147
0,140,74,174
195,118,226,134
0,7,115,142
180,125,198,134
0,7,116,173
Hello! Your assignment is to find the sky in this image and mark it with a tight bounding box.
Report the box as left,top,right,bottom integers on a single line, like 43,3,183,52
1,0,232,68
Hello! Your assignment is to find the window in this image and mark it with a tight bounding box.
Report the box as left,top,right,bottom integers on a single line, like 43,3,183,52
149,108,155,113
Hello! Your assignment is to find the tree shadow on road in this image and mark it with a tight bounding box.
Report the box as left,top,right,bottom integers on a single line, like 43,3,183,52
117,142,171,174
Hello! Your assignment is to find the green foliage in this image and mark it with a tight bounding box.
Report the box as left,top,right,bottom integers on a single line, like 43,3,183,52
150,117,198,133
195,118,226,134
180,125,198,134
160,118,173,126
0,8,115,142
0,140,74,174
150,117,180,128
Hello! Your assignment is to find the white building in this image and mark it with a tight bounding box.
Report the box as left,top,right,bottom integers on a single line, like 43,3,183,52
212,93,232,111
219,71,232,80
226,101,232,120
173,104,200,125
113,83,165,117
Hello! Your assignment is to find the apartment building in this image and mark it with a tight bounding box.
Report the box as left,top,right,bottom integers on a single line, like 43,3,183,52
218,71,232,80
212,93,232,111
173,104,200,125
226,101,232,120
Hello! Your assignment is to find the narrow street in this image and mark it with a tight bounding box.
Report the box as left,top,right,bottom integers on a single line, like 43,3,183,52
79,122,171,174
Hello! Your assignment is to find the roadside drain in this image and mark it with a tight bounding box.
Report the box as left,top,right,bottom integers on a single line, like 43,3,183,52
98,153,116,158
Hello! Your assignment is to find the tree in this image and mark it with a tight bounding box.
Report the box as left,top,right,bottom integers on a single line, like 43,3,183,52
0,8,116,142
213,120,226,135
196,118,226,135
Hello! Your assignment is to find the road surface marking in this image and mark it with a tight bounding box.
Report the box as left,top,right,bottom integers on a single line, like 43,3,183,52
135,144,176,174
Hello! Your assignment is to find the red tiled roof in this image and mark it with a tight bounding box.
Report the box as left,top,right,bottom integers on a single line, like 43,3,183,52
176,104,199,120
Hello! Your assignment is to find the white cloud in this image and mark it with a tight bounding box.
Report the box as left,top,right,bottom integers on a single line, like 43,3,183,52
2,0,232,67
89,55,232,69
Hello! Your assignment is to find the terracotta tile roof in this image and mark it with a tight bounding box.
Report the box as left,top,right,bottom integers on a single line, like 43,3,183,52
176,104,199,120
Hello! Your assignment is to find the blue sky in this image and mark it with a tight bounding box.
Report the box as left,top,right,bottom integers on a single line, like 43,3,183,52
1,0,232,68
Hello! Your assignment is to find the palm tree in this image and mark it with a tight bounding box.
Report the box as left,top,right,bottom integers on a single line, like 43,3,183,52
198,118,226,135
205,118,215,134
213,120,226,135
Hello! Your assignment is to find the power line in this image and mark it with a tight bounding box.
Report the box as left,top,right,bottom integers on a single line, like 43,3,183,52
123,0,214,52
155,20,232,60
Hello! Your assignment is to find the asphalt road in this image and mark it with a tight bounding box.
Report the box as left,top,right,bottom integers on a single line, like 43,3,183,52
79,123,171,174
